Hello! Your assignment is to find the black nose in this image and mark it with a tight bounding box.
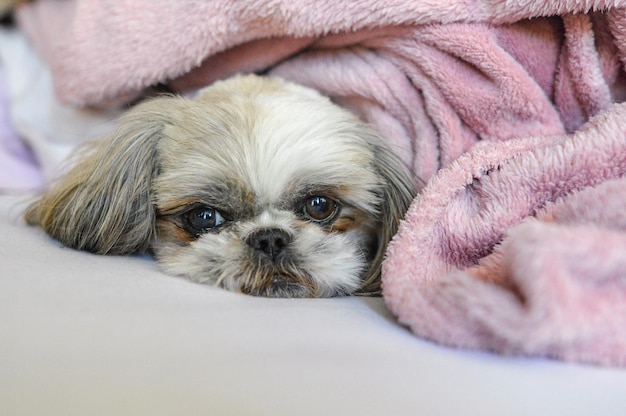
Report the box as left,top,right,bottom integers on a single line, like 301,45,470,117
245,228,292,261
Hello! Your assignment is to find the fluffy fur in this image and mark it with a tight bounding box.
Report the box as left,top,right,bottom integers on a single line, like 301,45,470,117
25,75,415,297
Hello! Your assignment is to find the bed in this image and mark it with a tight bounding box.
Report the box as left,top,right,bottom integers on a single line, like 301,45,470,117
2,194,626,415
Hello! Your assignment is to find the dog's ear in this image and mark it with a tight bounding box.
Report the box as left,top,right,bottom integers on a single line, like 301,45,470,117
358,142,416,296
25,98,176,255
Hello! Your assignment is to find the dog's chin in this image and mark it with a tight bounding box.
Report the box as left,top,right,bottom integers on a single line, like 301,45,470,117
237,266,320,298
154,228,368,298
242,276,314,298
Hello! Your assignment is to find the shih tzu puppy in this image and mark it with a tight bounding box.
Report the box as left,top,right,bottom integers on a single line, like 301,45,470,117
25,75,415,297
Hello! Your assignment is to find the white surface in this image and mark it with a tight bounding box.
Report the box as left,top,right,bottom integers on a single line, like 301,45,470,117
1,194,626,416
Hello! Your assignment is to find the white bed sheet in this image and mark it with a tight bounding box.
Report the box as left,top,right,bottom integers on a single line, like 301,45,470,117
1,194,625,416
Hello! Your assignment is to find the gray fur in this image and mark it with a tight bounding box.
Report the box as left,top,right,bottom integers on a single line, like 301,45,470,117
25,98,179,254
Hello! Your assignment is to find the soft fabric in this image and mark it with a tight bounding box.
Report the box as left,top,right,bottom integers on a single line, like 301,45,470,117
11,0,626,366
0,28,120,186
14,0,626,185
2,194,626,416
383,104,626,367
0,61,42,191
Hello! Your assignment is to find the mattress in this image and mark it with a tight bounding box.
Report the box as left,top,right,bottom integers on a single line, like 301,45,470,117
1,195,625,415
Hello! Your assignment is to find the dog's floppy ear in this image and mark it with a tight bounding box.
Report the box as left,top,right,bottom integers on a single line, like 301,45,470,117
25,98,176,255
358,141,416,296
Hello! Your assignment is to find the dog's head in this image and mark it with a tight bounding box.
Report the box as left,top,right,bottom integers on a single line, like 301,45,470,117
25,75,415,297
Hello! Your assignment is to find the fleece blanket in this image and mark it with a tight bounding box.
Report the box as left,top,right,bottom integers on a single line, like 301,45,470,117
384,106,626,367
13,0,626,366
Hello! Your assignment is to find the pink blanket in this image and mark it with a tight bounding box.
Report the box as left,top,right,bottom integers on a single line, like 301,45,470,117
384,106,626,367
16,0,626,366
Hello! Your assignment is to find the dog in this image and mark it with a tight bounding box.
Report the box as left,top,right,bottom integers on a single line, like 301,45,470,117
25,75,415,297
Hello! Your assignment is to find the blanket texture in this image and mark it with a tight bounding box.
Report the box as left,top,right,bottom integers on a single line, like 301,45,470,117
384,105,626,366
15,0,626,366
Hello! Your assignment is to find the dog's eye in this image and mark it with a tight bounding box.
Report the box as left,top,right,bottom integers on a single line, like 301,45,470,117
185,206,226,232
303,196,339,223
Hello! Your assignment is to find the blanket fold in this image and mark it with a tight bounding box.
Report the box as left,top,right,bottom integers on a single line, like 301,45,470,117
383,104,626,366
12,0,626,366
16,1,626,186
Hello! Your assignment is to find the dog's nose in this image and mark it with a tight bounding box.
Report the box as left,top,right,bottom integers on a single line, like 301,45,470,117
245,228,291,261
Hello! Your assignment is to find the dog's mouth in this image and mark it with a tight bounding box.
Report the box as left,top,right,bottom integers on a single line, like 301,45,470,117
240,273,316,298
238,258,318,298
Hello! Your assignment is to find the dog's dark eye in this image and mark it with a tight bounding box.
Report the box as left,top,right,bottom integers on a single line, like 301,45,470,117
303,196,339,223
185,206,226,232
